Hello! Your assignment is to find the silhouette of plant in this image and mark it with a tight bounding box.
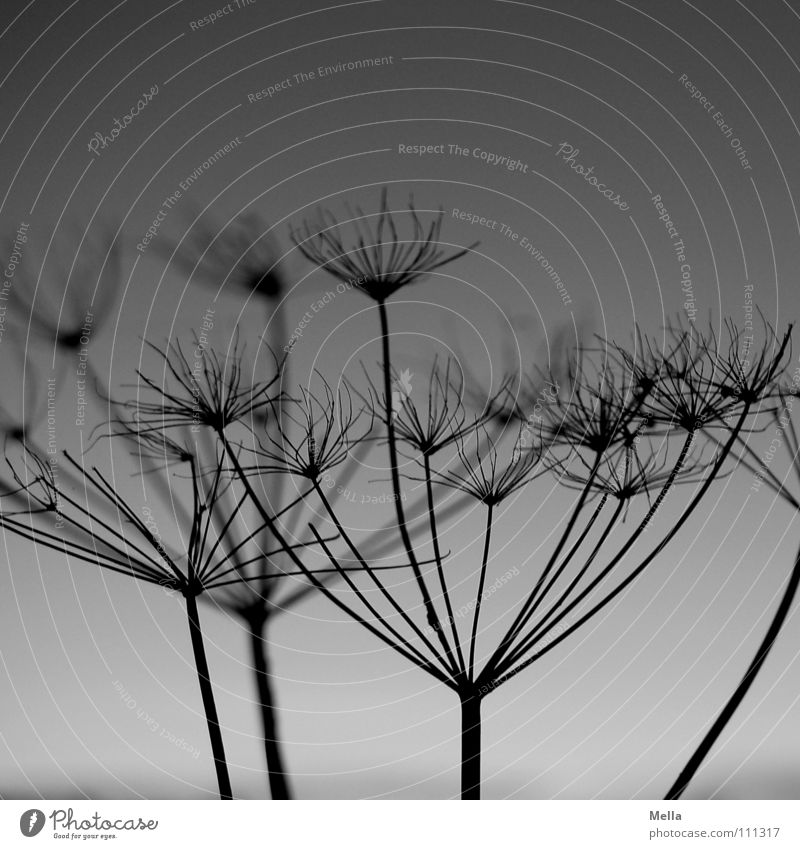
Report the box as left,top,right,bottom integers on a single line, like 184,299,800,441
289,188,477,304
1,445,234,798
0,422,354,800
263,207,796,798
119,332,281,437
664,316,795,800
107,338,444,799
4,195,796,805
154,214,299,797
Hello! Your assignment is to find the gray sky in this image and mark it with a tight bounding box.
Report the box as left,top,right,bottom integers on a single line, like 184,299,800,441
0,0,799,799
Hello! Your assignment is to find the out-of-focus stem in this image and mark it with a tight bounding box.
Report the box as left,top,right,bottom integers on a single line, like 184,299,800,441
248,614,292,800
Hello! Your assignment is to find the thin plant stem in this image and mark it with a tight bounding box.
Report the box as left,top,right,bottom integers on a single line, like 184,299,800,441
207,559,414,588
484,453,602,676
525,492,610,618
377,299,457,674
0,514,167,585
469,503,494,682
494,493,614,674
501,496,623,671
313,481,452,671
490,411,749,688
306,525,447,675
424,453,466,676
506,432,697,667
708,431,800,511
665,537,800,800
221,439,455,688
489,430,698,684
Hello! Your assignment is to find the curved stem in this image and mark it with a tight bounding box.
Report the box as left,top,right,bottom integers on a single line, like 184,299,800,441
222,439,455,688
524,492,610,620
490,413,746,689
313,481,451,670
485,453,603,676
501,496,622,672
719,431,800,510
377,300,456,676
185,592,233,800
248,616,292,800
665,538,800,800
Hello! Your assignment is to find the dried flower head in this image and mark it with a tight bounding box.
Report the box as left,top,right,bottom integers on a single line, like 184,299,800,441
289,188,476,302
355,357,508,457
611,324,739,432
0,447,328,598
428,425,542,505
512,351,652,455
545,435,713,505
118,332,281,436
245,378,373,480
0,448,185,589
708,312,792,406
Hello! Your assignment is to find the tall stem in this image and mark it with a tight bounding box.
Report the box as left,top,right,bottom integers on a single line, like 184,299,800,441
424,453,466,675
248,616,292,800
469,503,494,681
377,299,456,674
665,538,800,800
460,691,482,799
185,592,233,800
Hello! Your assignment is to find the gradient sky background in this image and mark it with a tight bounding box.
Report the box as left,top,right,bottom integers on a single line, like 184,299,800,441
1,0,799,800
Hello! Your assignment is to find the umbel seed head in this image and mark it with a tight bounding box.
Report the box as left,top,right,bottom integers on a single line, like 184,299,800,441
289,188,477,302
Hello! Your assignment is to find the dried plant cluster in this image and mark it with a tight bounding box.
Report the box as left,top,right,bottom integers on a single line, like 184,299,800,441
0,194,795,800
